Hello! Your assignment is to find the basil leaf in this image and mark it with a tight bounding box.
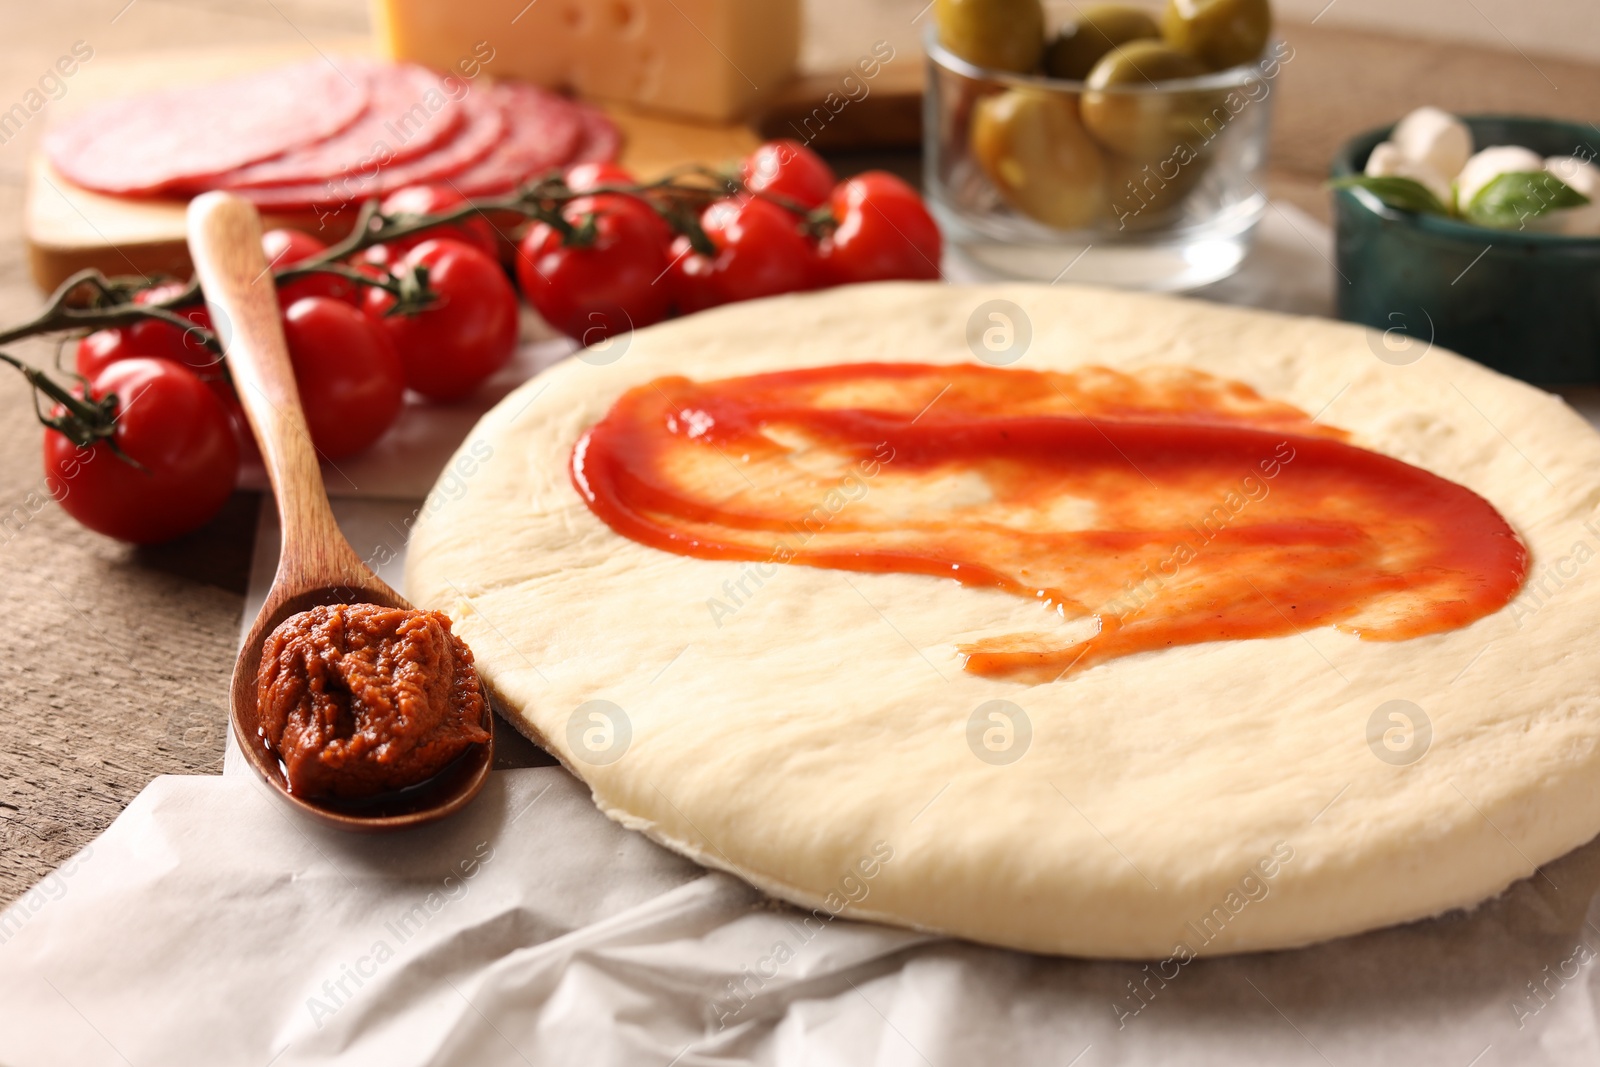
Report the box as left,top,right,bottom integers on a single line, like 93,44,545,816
1329,175,1451,217
1463,171,1592,229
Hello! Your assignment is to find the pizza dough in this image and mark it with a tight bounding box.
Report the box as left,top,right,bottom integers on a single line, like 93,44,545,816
406,283,1600,958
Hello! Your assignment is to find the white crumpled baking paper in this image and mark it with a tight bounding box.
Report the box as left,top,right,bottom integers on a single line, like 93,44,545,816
6,767,1600,1065
8,206,1600,1065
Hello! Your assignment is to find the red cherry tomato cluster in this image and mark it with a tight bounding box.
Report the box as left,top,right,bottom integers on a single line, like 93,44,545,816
40,148,943,544
517,140,942,343
56,199,520,543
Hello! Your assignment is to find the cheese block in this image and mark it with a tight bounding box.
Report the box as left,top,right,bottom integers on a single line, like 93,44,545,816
370,0,801,122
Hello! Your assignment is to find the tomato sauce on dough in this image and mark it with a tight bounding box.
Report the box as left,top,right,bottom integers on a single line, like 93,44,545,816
572,363,1528,681
257,604,489,798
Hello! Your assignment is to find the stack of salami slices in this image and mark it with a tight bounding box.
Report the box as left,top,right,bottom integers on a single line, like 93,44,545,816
44,57,620,210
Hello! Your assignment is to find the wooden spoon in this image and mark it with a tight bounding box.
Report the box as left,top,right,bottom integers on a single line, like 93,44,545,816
187,192,492,831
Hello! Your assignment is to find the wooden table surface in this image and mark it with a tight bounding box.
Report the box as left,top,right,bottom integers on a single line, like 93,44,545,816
1,0,1595,908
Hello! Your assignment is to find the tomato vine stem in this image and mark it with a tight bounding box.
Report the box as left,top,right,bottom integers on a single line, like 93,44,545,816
0,167,808,366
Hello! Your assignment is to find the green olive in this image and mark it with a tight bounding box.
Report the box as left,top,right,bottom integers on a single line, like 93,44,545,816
936,0,1046,73
1102,150,1205,229
1086,37,1209,84
1081,40,1215,160
971,88,1106,229
1161,0,1272,71
1044,4,1161,81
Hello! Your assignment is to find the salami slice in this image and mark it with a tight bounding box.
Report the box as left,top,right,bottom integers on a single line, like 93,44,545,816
231,90,508,210
43,60,369,196
205,63,464,191
448,83,585,197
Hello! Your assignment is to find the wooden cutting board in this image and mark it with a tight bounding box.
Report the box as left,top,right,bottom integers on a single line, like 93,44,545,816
24,39,922,292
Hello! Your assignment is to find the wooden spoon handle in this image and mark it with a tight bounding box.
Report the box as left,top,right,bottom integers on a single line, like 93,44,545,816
186,192,359,583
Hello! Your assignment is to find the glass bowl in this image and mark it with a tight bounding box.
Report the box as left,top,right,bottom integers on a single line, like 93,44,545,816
924,25,1283,291
1331,115,1600,384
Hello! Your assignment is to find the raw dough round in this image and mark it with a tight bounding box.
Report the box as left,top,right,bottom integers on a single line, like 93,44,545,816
406,283,1600,958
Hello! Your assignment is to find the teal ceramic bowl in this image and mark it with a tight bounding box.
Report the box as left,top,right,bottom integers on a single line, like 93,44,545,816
1331,116,1600,384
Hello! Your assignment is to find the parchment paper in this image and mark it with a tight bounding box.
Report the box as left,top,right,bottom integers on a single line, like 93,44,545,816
5,767,1600,1066
7,206,1600,1065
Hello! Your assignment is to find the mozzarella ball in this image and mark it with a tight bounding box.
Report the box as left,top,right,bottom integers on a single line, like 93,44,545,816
1543,155,1600,236
1546,155,1599,197
1392,106,1472,180
1364,140,1452,208
1455,145,1545,207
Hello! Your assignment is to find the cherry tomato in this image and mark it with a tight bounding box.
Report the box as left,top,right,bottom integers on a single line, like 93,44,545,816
72,286,255,462
261,229,356,307
516,194,671,343
280,296,406,459
75,323,251,455
100,284,221,378
565,161,636,192
201,377,250,450
818,172,943,284
667,196,821,314
75,285,221,388
45,358,239,544
580,186,674,247
742,140,836,210
562,166,673,247
343,256,399,321
665,241,720,316
75,327,167,381
362,238,519,402
377,185,500,264
359,243,396,270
